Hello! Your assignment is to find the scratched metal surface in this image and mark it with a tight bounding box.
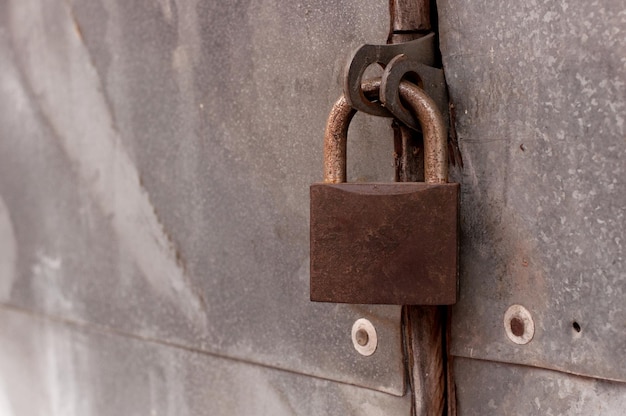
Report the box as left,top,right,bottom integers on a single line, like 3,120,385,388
0,307,411,415
0,0,406,401
454,358,626,416
438,0,626,382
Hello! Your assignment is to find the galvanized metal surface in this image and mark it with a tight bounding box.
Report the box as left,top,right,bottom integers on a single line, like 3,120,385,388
0,0,407,401
438,0,626,383
0,306,412,416
454,358,626,416
2,0,625,413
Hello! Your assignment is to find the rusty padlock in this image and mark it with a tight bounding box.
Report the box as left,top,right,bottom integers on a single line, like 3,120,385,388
310,78,458,305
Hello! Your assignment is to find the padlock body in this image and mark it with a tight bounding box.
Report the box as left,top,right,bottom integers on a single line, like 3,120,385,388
310,182,459,305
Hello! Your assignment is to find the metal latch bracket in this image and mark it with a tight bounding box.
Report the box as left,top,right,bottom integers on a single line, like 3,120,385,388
343,33,449,131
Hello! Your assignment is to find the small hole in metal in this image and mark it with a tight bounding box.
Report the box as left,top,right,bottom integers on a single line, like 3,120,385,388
573,321,581,333
401,70,423,89
363,63,384,91
355,328,369,346
510,317,525,337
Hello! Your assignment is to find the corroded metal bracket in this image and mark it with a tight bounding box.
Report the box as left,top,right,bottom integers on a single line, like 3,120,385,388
343,33,449,131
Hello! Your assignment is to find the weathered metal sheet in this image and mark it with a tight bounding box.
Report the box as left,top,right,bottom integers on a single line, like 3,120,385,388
437,0,626,381
0,0,406,396
0,306,412,415
454,358,626,415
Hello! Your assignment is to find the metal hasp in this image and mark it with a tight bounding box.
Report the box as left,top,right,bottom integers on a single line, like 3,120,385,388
343,33,449,131
310,79,458,305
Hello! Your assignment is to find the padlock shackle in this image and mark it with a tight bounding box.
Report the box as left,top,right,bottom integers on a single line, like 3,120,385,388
324,78,448,184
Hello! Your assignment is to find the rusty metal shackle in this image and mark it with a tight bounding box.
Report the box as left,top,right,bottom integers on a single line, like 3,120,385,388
324,78,448,184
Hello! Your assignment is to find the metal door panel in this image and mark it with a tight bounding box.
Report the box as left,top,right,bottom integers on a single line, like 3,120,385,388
454,358,626,416
0,306,412,416
437,0,626,382
0,0,405,395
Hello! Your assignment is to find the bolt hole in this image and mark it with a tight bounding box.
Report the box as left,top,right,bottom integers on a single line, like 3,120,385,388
510,317,525,337
401,70,423,89
572,321,581,333
363,62,384,78
355,328,369,346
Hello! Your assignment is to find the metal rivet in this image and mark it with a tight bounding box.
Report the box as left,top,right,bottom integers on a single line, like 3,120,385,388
351,318,377,356
504,304,535,345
